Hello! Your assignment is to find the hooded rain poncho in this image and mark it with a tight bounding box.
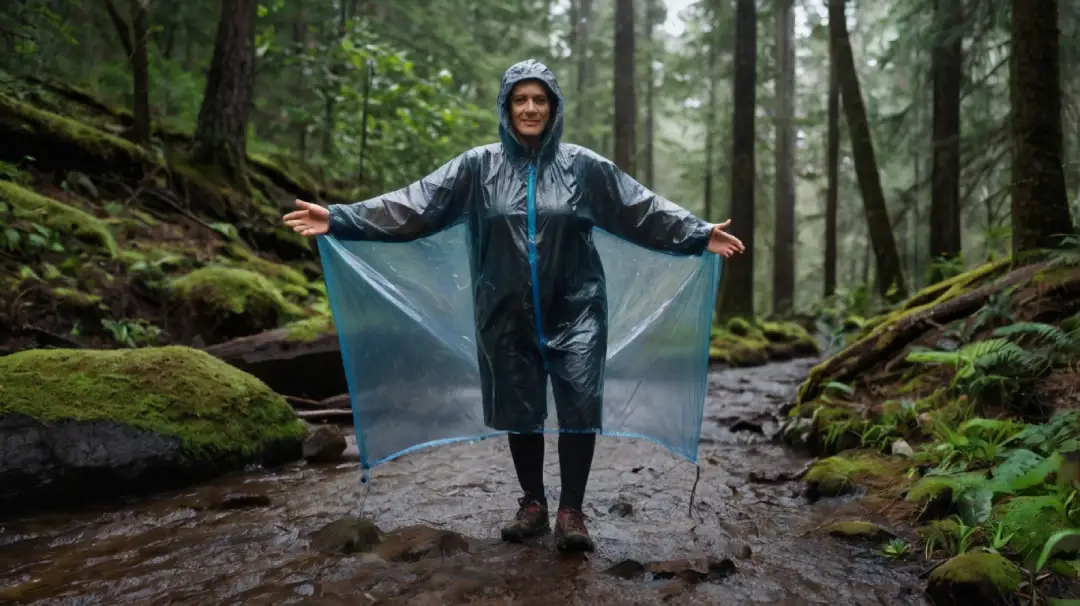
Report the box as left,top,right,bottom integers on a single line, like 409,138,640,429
317,60,722,476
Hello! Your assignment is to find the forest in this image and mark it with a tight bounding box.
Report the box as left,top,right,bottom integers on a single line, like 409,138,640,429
1,0,1080,604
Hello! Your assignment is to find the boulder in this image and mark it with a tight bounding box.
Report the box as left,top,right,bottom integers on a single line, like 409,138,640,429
0,346,306,517
926,552,1022,606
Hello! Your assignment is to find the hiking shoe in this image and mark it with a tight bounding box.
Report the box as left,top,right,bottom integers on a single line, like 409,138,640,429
554,507,595,552
500,497,550,542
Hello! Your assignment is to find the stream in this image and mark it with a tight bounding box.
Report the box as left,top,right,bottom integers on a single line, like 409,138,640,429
0,359,929,605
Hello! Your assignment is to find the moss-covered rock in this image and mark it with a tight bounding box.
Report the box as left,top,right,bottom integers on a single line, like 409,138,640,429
804,450,904,498
905,472,990,515
710,318,820,367
926,552,1022,606
0,179,118,257
169,266,305,342
0,347,306,516
820,520,897,542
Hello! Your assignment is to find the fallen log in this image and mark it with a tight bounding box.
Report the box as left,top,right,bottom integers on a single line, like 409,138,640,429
796,262,1048,406
296,409,354,424
284,394,330,410
202,326,347,401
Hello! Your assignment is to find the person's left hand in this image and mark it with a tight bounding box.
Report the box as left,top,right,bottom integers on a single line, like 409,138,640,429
707,219,745,258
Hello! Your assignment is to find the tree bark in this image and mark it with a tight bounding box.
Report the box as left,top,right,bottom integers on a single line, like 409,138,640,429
929,0,963,281
717,0,757,318
612,0,636,175
574,0,593,149
643,0,663,189
703,0,722,223
194,0,258,185
129,0,150,146
1009,0,1074,253
828,0,907,302
772,0,796,315
824,25,840,298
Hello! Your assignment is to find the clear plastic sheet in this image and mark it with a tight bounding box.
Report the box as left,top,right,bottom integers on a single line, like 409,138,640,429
317,228,721,476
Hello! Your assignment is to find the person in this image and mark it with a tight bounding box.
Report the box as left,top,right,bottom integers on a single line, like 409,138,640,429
283,59,745,552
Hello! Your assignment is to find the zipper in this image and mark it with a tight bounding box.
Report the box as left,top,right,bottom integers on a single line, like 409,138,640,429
526,161,548,361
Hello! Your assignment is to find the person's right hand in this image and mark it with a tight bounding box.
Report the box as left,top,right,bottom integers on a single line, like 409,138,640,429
283,199,330,237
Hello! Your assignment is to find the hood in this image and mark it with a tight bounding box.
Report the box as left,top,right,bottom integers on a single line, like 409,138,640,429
497,59,565,164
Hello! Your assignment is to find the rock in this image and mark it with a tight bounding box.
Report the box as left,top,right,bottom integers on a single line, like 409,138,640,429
605,560,646,579
646,556,736,582
905,471,987,521
820,521,897,542
733,543,753,559
374,525,469,562
891,439,915,457
803,450,900,499
310,517,382,555
202,326,347,401
608,501,633,517
0,347,306,518
303,424,347,463
219,493,272,509
926,552,1022,606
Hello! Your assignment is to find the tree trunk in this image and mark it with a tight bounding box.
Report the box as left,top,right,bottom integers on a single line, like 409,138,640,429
703,0,722,223
643,0,662,189
772,0,796,315
824,26,840,298
575,0,593,149
717,0,757,318
929,0,963,281
103,0,151,146
292,0,308,161
130,0,150,146
612,0,636,175
1010,0,1073,253
194,0,258,185
828,0,907,302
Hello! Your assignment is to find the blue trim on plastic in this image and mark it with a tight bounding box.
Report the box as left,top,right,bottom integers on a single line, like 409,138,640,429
526,162,548,360
363,427,700,470
316,235,371,483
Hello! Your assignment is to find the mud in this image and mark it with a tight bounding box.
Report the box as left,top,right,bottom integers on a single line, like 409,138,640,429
0,359,929,605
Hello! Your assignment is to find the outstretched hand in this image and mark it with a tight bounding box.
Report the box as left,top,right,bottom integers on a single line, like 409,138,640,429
283,199,330,237
707,219,745,258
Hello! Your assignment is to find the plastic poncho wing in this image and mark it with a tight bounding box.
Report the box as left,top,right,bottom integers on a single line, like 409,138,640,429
318,59,722,473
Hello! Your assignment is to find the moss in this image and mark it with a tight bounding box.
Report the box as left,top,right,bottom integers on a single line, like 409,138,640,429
50,286,103,308
761,320,821,355
727,317,753,336
0,347,306,463
820,521,896,541
992,496,1073,559
0,93,159,169
283,315,334,342
917,518,960,540
0,180,117,257
804,450,897,497
906,472,990,504
169,265,304,322
222,243,308,287
926,552,1022,605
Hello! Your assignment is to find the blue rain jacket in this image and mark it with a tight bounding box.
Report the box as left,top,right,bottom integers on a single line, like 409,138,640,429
322,60,719,466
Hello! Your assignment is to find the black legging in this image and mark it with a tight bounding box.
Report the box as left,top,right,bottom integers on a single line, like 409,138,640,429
508,432,596,511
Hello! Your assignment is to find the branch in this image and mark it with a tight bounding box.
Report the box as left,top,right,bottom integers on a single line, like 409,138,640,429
103,0,134,59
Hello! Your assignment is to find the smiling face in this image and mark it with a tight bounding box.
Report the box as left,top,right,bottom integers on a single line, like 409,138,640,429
509,80,550,140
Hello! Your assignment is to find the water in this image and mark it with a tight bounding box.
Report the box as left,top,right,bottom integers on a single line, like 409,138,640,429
0,359,928,605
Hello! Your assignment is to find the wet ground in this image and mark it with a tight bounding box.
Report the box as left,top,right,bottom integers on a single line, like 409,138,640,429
0,359,929,605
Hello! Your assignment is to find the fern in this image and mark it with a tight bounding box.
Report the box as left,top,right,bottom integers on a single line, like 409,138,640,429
992,322,1071,350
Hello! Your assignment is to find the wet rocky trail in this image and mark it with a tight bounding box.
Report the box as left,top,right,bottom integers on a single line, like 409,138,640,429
0,359,929,605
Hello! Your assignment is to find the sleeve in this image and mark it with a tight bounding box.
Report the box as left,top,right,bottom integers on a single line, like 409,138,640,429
575,149,714,256
327,150,475,242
